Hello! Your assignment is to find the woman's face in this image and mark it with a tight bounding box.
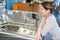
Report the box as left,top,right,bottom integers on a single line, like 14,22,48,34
39,4,49,17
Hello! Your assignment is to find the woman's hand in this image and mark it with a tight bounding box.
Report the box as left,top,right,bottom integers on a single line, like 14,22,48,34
34,33,42,40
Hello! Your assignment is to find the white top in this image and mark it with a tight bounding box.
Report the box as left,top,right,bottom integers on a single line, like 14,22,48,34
40,15,60,40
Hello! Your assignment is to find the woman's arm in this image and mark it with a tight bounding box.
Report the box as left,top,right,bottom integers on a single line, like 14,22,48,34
34,17,46,40
37,17,46,35
41,18,55,36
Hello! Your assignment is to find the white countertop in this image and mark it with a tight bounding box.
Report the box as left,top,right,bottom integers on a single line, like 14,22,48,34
0,31,34,40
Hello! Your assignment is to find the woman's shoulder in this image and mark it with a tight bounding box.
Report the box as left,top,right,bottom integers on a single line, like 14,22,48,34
46,15,56,23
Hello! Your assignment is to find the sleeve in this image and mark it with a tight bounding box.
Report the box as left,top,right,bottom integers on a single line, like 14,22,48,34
41,18,55,36
37,17,46,35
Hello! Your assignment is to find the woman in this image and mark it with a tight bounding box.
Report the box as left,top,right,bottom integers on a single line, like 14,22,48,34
34,1,60,40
